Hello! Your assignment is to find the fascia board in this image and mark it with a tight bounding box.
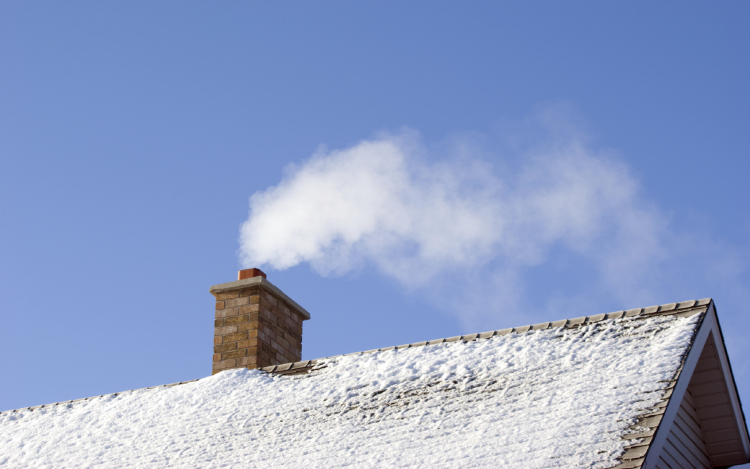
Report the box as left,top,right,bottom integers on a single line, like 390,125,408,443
643,307,713,469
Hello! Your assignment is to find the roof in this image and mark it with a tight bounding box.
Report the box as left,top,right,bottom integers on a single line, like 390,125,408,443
1,299,747,468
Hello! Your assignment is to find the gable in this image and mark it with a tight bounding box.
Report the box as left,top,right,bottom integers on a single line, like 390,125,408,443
643,305,750,469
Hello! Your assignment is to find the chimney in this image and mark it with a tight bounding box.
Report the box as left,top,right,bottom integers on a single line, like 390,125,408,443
209,268,311,374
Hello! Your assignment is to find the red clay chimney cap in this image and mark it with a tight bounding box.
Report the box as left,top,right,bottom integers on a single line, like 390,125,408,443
238,268,267,280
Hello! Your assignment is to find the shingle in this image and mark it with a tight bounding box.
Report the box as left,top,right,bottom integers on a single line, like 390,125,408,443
513,325,531,333
444,336,462,343
531,322,550,330
612,457,645,468
606,311,624,320
621,429,655,440
291,361,310,369
379,346,396,351
676,300,696,309
495,328,512,336
427,339,445,345
276,363,292,372
658,303,677,313
620,445,649,459
567,317,586,326
550,319,568,328
411,341,427,347
624,308,642,317
642,305,659,314
461,333,479,341
478,331,495,339
586,314,606,323
395,344,411,350
635,414,663,428
696,298,712,306
625,436,652,447
674,307,706,317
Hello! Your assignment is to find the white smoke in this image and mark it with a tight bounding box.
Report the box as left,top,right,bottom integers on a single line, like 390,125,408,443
239,123,666,305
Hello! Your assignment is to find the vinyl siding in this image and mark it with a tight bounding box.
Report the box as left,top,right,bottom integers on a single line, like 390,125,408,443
654,389,711,468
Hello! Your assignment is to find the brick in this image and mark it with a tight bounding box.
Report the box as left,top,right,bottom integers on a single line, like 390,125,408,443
238,321,259,332
214,342,237,353
213,292,240,300
215,307,239,319
213,353,221,362
223,331,248,343
222,349,248,360
214,325,238,336
277,336,290,350
215,301,225,310
225,297,250,308
224,315,249,326
239,304,260,314
238,338,259,349
214,319,223,327
213,358,236,370
238,355,257,364
213,336,222,345
247,329,259,338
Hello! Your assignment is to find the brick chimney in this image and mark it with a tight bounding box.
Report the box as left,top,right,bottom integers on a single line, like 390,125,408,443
209,268,310,374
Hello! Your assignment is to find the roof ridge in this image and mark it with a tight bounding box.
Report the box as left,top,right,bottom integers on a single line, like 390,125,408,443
0,298,712,413
263,298,712,375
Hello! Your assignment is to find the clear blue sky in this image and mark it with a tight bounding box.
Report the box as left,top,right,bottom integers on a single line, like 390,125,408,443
1,0,749,420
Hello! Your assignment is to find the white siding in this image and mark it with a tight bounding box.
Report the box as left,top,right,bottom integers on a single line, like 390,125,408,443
653,389,711,468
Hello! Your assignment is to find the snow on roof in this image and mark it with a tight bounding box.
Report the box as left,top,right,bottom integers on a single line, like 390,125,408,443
0,305,705,468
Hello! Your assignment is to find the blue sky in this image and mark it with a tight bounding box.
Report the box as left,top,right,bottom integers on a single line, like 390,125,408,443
1,0,749,420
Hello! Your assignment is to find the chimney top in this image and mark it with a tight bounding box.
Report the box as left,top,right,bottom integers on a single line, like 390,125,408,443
238,268,266,280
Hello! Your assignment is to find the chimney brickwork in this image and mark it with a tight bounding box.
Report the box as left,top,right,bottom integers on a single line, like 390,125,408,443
210,269,310,375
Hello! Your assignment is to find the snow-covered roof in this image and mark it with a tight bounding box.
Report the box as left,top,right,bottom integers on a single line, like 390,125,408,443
1,299,748,468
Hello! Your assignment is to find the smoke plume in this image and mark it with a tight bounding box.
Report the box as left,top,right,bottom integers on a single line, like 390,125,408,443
239,119,669,312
